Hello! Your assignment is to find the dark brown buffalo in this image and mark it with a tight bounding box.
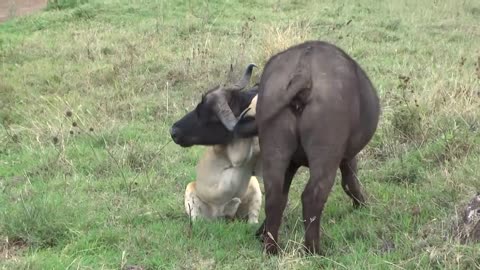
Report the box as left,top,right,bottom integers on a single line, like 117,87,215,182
232,40,380,255
170,40,380,255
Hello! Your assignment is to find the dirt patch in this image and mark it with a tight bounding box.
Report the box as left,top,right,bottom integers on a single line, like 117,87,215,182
0,238,28,262
0,0,48,23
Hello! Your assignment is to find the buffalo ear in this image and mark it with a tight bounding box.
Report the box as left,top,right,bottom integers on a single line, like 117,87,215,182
234,115,258,138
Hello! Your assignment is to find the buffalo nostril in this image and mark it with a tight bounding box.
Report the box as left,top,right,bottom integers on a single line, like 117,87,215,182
170,127,180,141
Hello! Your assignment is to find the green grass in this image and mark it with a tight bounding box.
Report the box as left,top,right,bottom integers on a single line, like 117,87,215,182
1,0,480,269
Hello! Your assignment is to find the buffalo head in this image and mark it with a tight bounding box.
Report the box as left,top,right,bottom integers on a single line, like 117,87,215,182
170,63,258,147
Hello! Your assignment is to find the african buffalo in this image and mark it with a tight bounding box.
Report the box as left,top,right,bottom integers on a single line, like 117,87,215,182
171,64,263,223
170,64,259,147
184,96,262,223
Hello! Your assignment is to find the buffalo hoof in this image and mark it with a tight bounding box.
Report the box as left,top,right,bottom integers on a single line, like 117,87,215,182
255,220,266,242
264,237,279,255
353,195,367,209
353,200,366,209
303,244,323,256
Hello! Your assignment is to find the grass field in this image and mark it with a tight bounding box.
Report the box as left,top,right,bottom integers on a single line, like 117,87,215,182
1,0,480,269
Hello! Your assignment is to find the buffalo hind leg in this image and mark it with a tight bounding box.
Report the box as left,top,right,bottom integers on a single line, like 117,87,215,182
262,156,298,255
340,157,366,208
301,154,340,255
255,161,300,241
258,119,299,255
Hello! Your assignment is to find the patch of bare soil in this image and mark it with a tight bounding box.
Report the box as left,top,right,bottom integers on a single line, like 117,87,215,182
0,0,47,23
0,237,28,262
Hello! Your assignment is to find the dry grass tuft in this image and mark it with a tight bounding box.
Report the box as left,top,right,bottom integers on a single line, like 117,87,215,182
255,21,313,66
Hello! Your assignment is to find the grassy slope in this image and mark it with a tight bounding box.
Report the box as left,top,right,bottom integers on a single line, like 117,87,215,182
1,0,480,269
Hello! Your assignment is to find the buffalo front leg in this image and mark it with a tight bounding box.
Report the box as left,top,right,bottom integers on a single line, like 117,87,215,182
340,157,366,208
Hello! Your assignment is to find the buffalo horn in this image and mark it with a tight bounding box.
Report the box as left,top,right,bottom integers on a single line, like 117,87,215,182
213,94,237,131
214,63,257,130
230,63,257,90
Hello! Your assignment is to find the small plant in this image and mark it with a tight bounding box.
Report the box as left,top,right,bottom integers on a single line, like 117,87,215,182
390,75,423,143
391,104,422,142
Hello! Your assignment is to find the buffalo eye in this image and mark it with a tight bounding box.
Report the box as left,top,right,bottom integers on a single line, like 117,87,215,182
196,100,222,124
196,103,213,124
